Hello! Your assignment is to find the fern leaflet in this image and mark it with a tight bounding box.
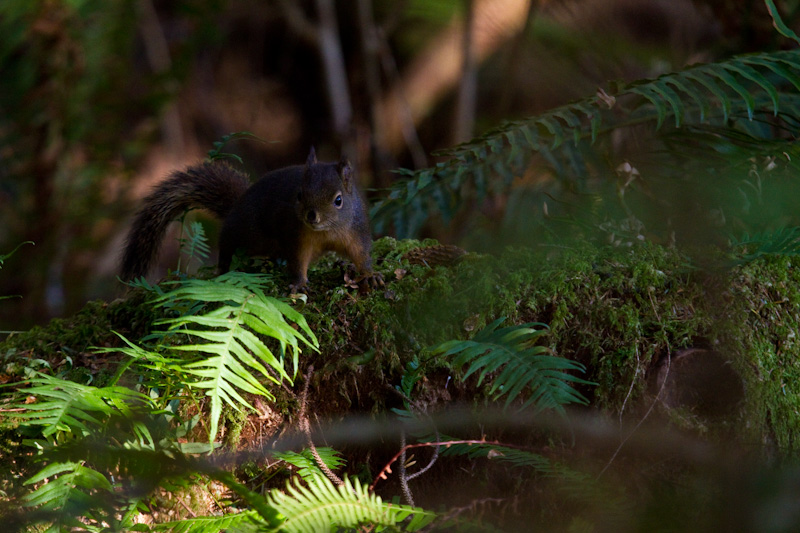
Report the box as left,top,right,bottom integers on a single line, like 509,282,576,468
22,460,115,531
275,447,346,484
729,226,800,264
11,373,154,438
152,272,318,444
266,476,436,532
431,318,594,412
372,49,800,238
177,221,211,274
149,510,262,533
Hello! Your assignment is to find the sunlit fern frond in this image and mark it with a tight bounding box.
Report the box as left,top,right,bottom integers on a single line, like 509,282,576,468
149,510,262,533
151,272,319,444
265,476,436,532
274,447,346,484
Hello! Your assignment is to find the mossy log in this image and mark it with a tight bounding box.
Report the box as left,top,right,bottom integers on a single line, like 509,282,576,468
2,237,799,455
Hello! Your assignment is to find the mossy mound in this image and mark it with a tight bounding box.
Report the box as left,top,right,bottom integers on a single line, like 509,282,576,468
2,237,800,455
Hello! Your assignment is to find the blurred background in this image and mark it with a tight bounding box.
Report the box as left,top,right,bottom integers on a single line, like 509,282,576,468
0,0,792,329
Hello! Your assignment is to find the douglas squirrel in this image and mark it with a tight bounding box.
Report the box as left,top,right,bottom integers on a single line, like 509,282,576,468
121,148,382,291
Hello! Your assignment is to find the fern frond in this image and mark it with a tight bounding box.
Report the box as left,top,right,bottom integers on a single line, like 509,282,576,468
22,460,114,532
153,273,318,444
372,49,800,238
11,373,153,438
150,510,262,533
0,240,33,270
275,447,346,484
177,221,211,274
730,226,800,264
266,476,436,532
206,131,267,163
765,0,800,44
431,318,593,412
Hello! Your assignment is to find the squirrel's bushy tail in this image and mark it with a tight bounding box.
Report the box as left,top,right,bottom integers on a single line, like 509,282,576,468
121,161,251,280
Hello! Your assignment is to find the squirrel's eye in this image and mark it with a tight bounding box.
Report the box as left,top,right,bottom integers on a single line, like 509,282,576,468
334,194,343,208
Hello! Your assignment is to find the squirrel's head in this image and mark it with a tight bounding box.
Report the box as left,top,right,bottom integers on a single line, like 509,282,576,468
297,147,356,231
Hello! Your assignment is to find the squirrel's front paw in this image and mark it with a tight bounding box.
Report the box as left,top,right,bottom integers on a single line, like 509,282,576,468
362,271,384,290
289,278,310,295
345,270,384,293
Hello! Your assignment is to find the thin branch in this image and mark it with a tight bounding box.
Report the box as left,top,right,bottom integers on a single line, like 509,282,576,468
453,0,477,144
598,349,672,479
299,365,344,487
376,34,428,168
136,0,184,155
398,430,415,506
497,0,538,116
314,0,354,140
406,423,441,481
370,438,532,491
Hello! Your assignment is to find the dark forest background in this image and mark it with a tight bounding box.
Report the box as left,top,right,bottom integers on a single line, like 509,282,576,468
0,0,791,329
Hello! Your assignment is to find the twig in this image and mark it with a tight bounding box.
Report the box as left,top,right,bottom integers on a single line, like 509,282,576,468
405,424,440,482
598,349,672,479
370,439,531,491
618,345,640,422
398,430,415,506
298,365,344,486
376,33,428,168
175,495,197,518
382,384,441,482
453,0,477,144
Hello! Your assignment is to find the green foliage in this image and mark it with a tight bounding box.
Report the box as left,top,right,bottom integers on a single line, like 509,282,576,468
765,0,800,44
23,461,114,530
0,241,32,303
206,131,267,163
372,49,800,239
730,226,800,264
137,272,319,444
177,221,211,275
10,373,154,441
9,375,164,531
265,476,436,532
0,241,33,271
431,318,594,412
275,447,346,484
147,510,262,533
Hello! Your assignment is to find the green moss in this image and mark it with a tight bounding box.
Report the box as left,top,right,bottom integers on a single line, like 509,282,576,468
222,405,249,449
723,256,800,452
5,238,800,455
0,289,160,377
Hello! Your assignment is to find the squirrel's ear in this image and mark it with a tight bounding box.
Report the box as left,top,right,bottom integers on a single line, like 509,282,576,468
306,147,317,166
338,158,353,192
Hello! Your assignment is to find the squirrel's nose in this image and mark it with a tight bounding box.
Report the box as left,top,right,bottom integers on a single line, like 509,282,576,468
306,209,318,224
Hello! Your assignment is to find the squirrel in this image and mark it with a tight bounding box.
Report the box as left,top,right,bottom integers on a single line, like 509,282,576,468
121,148,382,291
